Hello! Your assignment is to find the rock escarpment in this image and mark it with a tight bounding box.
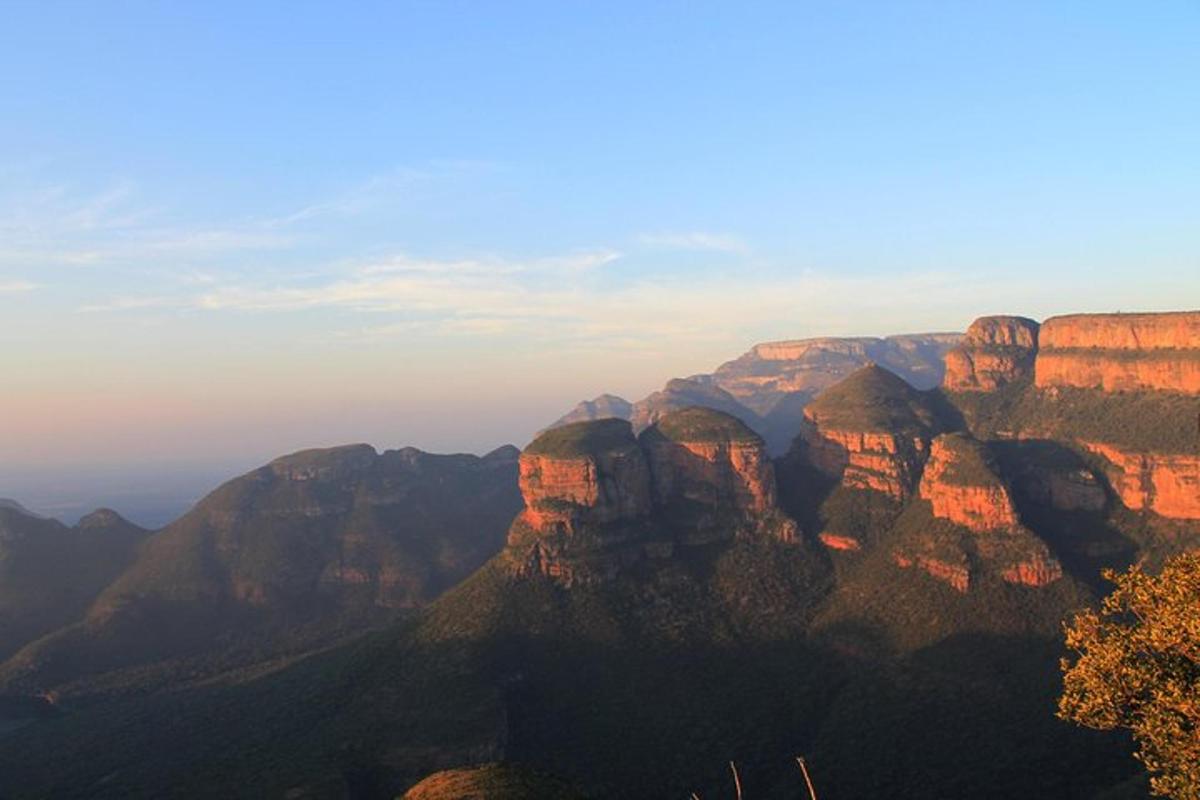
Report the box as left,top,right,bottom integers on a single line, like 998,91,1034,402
943,316,1039,391
1081,441,1200,519
1035,311,1200,394
641,408,797,544
894,433,1062,591
507,419,658,585
507,410,798,585
796,365,938,500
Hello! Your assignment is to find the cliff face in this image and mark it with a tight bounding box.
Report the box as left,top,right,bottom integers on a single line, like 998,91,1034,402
641,408,797,543
796,365,939,500
918,434,1019,531
1035,311,1200,394
509,411,799,584
943,316,1039,392
1081,441,1200,519
511,419,652,537
894,434,1063,591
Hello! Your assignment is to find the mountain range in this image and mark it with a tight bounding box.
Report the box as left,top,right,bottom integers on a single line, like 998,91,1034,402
0,310,1196,799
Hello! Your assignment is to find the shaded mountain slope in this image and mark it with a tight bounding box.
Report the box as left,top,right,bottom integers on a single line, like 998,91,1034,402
0,505,147,662
0,444,522,695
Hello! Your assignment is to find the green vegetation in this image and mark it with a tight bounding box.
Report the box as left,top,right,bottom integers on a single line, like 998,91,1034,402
930,432,1006,487
806,365,939,433
1060,552,1200,799
524,418,639,457
948,381,1200,454
649,406,761,444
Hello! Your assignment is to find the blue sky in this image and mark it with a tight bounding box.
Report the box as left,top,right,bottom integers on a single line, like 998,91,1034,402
1,1,1198,489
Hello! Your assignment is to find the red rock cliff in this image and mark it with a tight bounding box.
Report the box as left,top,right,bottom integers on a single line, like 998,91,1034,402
798,365,937,500
894,433,1063,590
641,408,797,543
1035,311,1200,394
513,419,653,538
943,316,1040,392
918,434,1019,531
1081,441,1200,519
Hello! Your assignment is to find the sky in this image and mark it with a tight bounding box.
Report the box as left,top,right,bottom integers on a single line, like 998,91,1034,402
1,2,1198,521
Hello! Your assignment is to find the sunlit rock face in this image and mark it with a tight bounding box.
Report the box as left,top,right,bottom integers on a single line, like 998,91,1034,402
507,419,656,585
1035,311,1200,394
641,407,797,544
943,316,1040,392
795,365,940,501
918,434,1020,532
507,411,800,585
1080,441,1200,520
894,433,1063,591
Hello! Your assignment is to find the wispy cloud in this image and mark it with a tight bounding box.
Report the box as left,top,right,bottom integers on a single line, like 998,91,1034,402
637,230,748,253
0,280,38,294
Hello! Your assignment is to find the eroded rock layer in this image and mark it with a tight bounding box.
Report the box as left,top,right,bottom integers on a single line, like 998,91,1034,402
509,411,798,584
943,315,1039,391
1035,311,1200,394
1081,441,1200,519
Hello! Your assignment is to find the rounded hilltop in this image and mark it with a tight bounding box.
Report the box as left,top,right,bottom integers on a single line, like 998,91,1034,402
805,363,936,433
648,406,761,444
400,763,584,800
924,432,1006,488
523,417,639,458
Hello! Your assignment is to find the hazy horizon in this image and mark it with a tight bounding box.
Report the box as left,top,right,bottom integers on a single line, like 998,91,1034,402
3,2,1199,520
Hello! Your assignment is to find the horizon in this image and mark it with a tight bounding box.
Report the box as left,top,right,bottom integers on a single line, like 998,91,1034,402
3,2,1199,521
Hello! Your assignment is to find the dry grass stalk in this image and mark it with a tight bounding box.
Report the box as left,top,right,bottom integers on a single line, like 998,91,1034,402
795,756,818,800
729,761,743,800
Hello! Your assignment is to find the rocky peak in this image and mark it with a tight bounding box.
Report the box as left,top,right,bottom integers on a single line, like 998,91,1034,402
918,433,1019,531
942,315,1040,392
1035,311,1200,394
640,407,796,543
894,432,1063,591
796,365,938,499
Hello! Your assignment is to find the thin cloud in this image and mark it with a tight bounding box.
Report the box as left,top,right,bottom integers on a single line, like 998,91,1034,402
0,280,38,294
637,231,749,253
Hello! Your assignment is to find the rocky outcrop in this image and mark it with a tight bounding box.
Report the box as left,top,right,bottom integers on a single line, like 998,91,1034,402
509,412,801,584
1081,441,1200,519
895,434,1063,590
918,434,1019,531
943,316,1039,391
641,408,797,543
893,552,971,592
508,420,656,585
796,365,938,500
1035,311,1200,394
516,422,653,537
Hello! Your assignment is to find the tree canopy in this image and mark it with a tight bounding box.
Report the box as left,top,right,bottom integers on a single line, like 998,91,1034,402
1059,552,1200,799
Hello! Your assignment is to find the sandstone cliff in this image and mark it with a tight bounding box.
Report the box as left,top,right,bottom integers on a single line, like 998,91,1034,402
1035,311,1200,394
943,315,1039,391
641,407,797,543
893,433,1062,591
918,433,1019,531
508,411,800,584
796,365,938,500
1081,441,1200,519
